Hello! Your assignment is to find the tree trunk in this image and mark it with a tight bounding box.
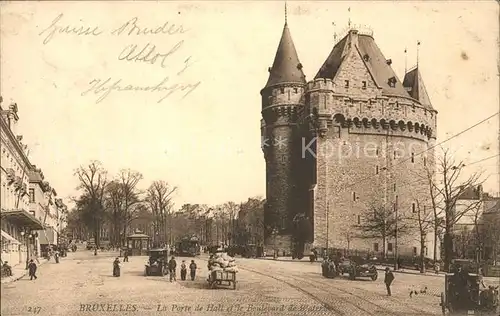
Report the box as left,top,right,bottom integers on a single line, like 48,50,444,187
443,232,453,272
433,223,438,263
420,239,426,273
382,235,386,259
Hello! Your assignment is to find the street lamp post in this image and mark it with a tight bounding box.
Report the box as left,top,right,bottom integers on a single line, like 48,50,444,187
394,194,399,271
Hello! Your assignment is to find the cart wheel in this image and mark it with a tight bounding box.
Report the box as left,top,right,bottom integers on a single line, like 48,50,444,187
232,281,236,290
440,292,446,315
371,274,378,281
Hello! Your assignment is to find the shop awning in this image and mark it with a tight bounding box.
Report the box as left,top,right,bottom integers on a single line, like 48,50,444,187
1,229,20,244
37,227,56,245
1,209,44,230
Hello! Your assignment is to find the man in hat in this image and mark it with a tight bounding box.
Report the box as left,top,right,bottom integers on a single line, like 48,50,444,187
28,259,37,280
384,267,395,296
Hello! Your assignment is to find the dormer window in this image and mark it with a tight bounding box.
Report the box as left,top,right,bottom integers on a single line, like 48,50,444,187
345,80,350,88
363,54,370,62
386,59,392,65
388,76,397,88
362,81,367,90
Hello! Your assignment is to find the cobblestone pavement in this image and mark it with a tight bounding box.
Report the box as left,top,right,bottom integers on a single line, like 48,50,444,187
0,251,331,316
235,258,455,316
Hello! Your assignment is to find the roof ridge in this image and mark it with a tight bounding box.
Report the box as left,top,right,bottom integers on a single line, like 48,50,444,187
354,45,381,89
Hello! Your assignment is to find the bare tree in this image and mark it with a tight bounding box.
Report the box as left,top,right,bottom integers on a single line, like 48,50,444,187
356,204,408,259
405,200,434,273
117,169,143,244
145,181,176,246
74,161,108,248
105,181,123,246
434,148,483,271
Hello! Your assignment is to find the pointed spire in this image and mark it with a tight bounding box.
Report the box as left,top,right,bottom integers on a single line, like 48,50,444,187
264,21,305,88
416,40,421,66
402,66,432,109
284,2,288,25
404,47,407,73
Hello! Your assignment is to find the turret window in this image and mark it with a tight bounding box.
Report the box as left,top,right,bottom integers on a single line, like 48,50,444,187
345,80,349,88
293,88,298,93
411,153,415,163
412,203,416,213
280,88,285,94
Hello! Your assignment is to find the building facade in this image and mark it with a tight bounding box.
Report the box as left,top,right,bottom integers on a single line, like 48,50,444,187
1,98,67,267
261,20,438,258
1,101,44,266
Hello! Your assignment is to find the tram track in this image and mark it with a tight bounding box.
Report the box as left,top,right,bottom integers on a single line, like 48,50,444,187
247,263,423,316
200,256,419,315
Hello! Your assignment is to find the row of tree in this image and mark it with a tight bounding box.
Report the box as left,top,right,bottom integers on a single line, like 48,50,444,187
355,148,499,272
65,161,265,248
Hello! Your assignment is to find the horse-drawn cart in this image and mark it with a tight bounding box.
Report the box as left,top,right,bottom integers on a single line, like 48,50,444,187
440,273,499,315
207,270,236,290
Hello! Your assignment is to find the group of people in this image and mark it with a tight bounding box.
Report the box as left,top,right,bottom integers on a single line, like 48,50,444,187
112,255,199,282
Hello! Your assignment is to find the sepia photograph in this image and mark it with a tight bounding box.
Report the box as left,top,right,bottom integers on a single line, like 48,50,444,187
0,1,499,315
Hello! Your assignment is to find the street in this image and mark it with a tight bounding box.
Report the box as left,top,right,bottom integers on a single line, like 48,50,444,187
0,250,480,316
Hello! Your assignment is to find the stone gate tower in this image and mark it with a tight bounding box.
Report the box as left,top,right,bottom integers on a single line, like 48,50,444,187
261,18,439,258
260,18,306,253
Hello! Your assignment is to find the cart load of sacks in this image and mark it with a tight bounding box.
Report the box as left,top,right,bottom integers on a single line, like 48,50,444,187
208,252,239,273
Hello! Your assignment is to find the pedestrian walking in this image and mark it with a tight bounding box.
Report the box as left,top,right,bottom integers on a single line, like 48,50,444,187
384,267,394,296
113,257,121,277
123,249,129,262
28,259,37,280
94,246,98,256
55,250,60,263
189,260,197,281
168,256,177,282
180,260,187,281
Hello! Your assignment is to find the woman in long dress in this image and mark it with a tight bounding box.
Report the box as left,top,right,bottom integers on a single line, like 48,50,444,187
113,258,121,277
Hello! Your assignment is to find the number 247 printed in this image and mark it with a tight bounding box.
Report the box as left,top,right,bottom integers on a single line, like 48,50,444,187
27,307,42,314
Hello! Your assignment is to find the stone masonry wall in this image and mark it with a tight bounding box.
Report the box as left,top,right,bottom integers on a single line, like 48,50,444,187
261,84,305,247
304,33,437,256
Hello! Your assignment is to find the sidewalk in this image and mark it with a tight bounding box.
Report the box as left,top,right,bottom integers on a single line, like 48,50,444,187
1,258,49,284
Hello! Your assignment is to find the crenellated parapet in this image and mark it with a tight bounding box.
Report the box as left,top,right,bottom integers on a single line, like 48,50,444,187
261,84,305,125
303,79,437,141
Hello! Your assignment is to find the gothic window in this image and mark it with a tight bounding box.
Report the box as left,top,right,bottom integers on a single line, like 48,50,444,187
412,203,416,213
362,81,367,90
388,243,393,252
345,80,349,88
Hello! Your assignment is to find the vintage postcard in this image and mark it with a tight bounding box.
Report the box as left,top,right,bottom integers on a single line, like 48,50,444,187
0,1,499,315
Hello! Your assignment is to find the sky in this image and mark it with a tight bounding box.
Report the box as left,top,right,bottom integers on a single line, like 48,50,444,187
1,1,499,210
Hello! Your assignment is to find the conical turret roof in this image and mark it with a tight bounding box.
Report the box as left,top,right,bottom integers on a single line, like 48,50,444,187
264,23,306,88
403,66,433,110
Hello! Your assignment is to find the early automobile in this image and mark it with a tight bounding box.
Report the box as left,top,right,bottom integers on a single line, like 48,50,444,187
440,270,499,315
341,257,378,281
144,248,169,276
